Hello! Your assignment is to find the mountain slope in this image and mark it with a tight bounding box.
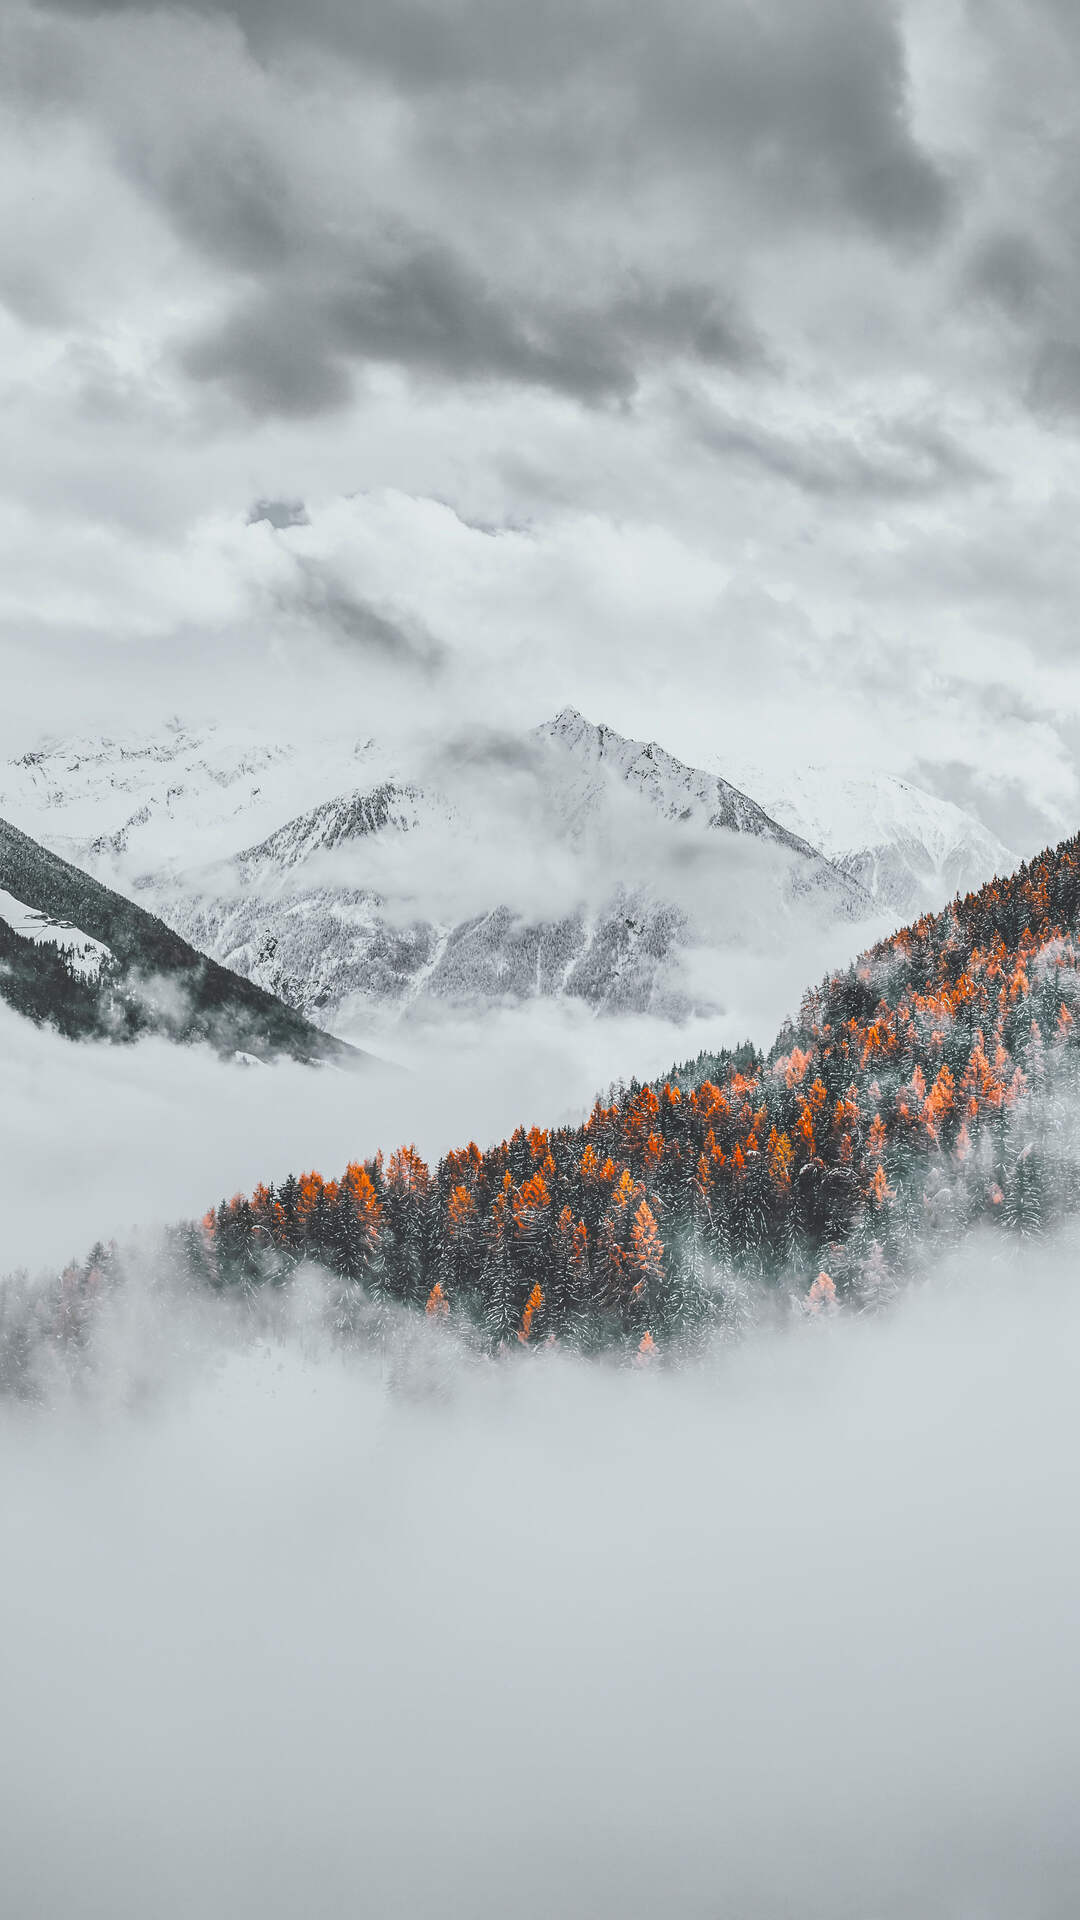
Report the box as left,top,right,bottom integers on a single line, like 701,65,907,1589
719,761,1014,917
0,723,384,875
0,815,362,1064
174,832,1080,1334
539,709,837,861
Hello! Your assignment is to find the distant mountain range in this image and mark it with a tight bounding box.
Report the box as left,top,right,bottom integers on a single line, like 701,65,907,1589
0,711,1014,1036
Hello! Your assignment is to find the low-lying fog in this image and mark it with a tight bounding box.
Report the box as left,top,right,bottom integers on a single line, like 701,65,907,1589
2,1242,1079,1918
2,905,871,1270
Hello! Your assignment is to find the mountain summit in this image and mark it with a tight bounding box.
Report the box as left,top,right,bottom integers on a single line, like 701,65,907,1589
113,709,870,1029
535,709,861,891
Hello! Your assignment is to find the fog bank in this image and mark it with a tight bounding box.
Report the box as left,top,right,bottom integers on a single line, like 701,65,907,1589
2,1245,1079,1918
1,981,808,1269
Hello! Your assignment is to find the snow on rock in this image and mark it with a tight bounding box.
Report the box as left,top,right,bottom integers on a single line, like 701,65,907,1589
538,708,821,851
0,886,112,978
0,723,387,877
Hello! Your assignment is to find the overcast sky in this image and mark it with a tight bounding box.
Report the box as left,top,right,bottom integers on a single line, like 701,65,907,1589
4,0,1080,849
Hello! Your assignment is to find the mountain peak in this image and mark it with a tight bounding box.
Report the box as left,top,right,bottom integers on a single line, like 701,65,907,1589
533,710,866,908
542,705,597,744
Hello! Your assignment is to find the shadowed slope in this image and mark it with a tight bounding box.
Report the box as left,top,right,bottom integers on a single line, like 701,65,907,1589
0,814,365,1065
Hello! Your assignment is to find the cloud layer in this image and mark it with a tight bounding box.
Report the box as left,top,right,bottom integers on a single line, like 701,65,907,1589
4,1241,1080,1917
5,0,1080,839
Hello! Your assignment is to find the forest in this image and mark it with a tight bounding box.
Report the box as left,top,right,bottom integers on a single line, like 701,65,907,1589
10,832,1080,1371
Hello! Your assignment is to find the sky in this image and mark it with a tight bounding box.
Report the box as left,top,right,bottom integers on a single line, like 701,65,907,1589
4,0,1080,851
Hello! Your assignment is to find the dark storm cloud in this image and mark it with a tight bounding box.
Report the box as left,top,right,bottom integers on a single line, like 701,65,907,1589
22,0,953,425
39,0,950,244
134,122,300,274
122,85,758,412
180,248,762,417
45,0,949,225
1028,340,1080,421
269,556,446,674
965,230,1048,318
182,300,352,417
694,404,991,501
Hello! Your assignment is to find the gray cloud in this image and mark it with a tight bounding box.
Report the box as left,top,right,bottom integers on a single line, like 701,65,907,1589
182,299,353,416
1028,339,1080,420
180,247,762,416
425,723,549,779
121,117,302,275
694,403,991,501
965,229,1048,318
269,555,447,674
26,0,949,429
41,0,950,244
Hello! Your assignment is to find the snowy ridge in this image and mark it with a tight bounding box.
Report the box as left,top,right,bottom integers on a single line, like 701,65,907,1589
719,760,1015,918
536,710,864,910
0,723,383,875
235,782,433,882
539,709,820,853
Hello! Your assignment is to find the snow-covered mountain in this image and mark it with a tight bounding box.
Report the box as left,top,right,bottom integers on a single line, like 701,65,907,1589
0,722,386,875
0,710,885,1034
113,711,868,1029
536,709,832,855
718,761,1015,919
534,712,871,908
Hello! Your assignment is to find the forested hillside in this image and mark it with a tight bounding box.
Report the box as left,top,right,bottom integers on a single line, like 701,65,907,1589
0,815,362,1065
13,834,1080,1373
